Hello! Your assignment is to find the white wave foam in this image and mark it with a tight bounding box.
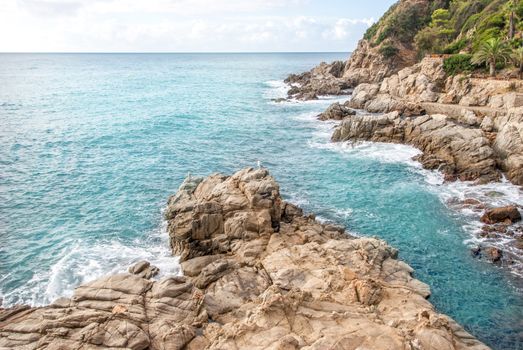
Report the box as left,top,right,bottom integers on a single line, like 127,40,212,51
263,80,350,106
294,106,523,277
2,216,180,307
279,95,350,106
263,80,290,100
310,140,423,166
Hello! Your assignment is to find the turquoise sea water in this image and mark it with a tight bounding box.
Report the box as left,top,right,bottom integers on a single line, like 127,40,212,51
0,53,522,349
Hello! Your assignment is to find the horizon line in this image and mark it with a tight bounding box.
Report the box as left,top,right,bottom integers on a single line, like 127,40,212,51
0,51,351,54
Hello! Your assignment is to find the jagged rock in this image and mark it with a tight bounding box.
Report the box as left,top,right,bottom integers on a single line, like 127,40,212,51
493,107,523,185
317,101,356,121
285,61,350,100
347,57,446,115
0,169,490,350
459,109,481,127
481,206,522,225
480,116,494,132
332,112,500,184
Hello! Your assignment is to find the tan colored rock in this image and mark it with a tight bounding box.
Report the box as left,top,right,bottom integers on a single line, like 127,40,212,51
129,260,159,279
480,206,522,225
0,169,490,350
317,101,356,120
332,113,501,183
285,61,350,100
493,107,523,185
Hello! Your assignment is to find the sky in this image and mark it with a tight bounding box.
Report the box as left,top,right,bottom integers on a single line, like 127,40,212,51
0,0,397,52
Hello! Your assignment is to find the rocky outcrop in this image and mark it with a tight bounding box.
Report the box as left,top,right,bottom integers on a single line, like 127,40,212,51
347,57,523,116
0,168,489,350
342,39,400,86
492,107,523,185
317,101,356,121
341,56,523,186
481,206,522,225
332,112,501,183
285,61,350,100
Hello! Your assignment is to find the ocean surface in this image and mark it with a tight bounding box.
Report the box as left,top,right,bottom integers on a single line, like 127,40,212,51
1,53,522,349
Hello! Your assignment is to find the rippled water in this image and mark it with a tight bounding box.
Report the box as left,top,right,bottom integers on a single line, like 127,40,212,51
1,53,522,349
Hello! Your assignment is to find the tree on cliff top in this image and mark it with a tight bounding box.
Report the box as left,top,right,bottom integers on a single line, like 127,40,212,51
472,37,513,76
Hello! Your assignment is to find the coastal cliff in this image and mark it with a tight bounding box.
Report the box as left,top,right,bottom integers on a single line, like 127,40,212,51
283,0,523,275
0,168,489,349
286,0,523,185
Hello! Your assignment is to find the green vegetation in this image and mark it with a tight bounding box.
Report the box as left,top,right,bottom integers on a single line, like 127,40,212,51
471,37,513,75
513,47,523,77
414,0,523,55
365,0,523,76
379,44,399,59
443,54,475,74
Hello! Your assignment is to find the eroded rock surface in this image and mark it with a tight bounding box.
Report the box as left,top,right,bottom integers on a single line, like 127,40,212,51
285,61,350,100
317,101,356,121
332,112,501,184
0,168,489,349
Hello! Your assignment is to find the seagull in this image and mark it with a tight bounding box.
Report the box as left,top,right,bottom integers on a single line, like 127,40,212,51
257,160,262,169
187,172,192,180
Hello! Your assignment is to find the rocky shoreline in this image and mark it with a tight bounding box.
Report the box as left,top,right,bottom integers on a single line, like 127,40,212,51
0,168,490,349
281,24,523,275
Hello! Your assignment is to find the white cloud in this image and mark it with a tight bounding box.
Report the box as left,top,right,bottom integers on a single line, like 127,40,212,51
0,0,376,52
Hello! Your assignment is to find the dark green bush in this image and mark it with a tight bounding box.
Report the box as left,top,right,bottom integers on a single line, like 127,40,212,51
443,54,475,75
379,44,399,59
364,23,379,41
517,0,523,18
374,29,387,45
442,38,468,54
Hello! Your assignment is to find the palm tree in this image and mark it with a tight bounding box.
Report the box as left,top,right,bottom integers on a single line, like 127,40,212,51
513,47,523,79
472,38,512,77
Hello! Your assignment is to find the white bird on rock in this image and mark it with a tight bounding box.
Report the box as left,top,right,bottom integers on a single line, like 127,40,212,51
257,160,262,169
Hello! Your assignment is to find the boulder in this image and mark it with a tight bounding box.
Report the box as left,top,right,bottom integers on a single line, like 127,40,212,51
480,206,522,224
129,260,160,279
317,101,356,121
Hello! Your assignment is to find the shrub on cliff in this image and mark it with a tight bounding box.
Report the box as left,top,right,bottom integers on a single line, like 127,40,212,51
512,47,523,77
443,54,475,74
379,44,400,59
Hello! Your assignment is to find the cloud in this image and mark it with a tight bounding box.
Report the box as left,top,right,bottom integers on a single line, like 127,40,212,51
16,0,85,16
1,0,376,52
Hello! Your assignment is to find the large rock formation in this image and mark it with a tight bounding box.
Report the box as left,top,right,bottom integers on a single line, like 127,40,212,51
285,0,444,100
341,56,523,186
285,61,350,100
347,57,523,116
0,168,489,350
332,112,501,184
492,107,523,185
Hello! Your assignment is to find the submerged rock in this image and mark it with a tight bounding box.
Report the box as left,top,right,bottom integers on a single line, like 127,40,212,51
0,168,489,350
